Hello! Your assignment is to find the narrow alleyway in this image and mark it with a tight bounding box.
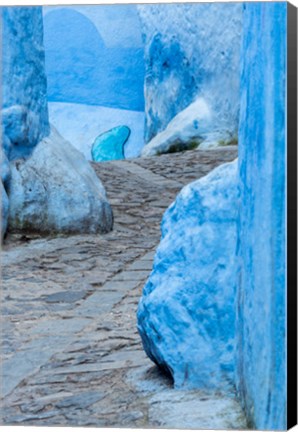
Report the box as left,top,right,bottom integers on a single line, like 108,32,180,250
1,147,247,428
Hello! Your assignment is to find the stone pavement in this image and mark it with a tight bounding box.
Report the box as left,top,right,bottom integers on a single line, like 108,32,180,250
1,146,247,428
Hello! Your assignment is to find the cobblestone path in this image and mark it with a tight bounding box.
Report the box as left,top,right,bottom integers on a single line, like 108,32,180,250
1,147,247,428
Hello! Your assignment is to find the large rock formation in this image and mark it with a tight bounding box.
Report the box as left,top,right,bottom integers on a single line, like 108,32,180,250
0,183,9,240
141,98,237,157
1,6,113,238
137,3,242,144
8,128,113,234
236,3,286,429
138,160,239,389
0,148,10,240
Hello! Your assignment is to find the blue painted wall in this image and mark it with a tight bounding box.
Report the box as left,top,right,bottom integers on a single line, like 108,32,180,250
137,3,242,142
1,7,50,160
43,6,145,111
1,6,50,237
236,2,287,429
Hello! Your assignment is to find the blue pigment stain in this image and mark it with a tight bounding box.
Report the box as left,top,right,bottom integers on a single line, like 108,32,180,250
91,126,130,162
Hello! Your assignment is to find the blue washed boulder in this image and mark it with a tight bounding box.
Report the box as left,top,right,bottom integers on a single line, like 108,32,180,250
91,126,130,162
1,148,10,188
138,160,239,390
1,148,10,240
1,183,9,240
8,128,113,235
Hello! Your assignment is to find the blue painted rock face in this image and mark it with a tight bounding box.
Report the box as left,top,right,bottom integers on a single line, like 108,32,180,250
137,160,239,390
137,3,242,143
91,126,130,162
1,147,10,240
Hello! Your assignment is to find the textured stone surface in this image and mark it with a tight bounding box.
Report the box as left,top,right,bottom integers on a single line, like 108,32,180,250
2,7,50,160
0,148,10,188
1,148,245,428
141,98,209,156
138,160,239,389
137,3,242,143
142,98,237,156
92,126,130,162
236,3,287,429
1,182,9,240
7,128,113,234
147,390,247,429
1,148,10,239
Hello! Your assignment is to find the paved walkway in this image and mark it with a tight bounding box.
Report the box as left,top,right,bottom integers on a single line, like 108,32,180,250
1,147,247,428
